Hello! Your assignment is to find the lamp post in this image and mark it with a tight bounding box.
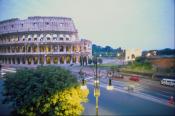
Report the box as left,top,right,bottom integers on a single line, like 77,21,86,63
80,55,113,116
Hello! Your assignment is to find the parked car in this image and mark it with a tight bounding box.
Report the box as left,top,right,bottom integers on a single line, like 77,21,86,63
161,78,175,87
113,74,124,79
129,76,140,82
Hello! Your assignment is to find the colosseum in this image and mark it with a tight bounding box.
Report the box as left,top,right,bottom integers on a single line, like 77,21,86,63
0,16,92,66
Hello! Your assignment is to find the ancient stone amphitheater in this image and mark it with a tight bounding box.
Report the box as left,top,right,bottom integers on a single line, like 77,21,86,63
0,16,92,66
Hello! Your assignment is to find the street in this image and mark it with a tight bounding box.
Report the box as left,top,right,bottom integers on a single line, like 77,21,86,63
67,66,175,115
83,78,175,115
0,66,175,115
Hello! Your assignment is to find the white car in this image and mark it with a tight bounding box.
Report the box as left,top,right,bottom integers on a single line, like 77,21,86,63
161,78,175,87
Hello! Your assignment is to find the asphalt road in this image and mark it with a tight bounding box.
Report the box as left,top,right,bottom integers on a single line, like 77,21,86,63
83,78,175,115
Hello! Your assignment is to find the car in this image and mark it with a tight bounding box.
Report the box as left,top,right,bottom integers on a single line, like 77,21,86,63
161,78,175,87
129,76,140,82
112,74,124,80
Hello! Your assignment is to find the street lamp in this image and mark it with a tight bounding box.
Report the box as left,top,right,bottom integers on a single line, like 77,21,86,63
79,55,114,116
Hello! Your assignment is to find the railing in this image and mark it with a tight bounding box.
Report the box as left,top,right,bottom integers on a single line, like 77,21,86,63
0,39,81,45
0,51,91,55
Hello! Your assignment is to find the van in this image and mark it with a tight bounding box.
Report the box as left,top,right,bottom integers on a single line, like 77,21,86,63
161,79,175,87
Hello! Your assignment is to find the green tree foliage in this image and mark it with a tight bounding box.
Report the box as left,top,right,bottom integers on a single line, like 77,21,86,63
126,57,154,73
92,57,97,65
98,58,103,64
3,66,89,116
88,58,92,64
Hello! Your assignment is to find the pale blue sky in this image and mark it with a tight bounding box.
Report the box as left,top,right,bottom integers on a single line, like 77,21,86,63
0,0,174,50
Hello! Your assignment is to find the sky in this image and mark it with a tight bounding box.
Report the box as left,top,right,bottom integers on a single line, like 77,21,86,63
0,0,174,50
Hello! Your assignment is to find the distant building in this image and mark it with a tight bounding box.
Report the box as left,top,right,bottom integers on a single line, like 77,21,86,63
124,48,142,61
0,16,92,66
142,50,157,57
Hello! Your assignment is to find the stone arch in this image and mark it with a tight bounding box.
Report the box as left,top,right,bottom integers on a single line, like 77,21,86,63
33,57,38,64
27,57,32,64
33,34,38,41
39,34,44,41
53,34,57,40
22,57,25,64
66,55,71,64
40,56,44,64
60,56,65,64
22,46,25,52
46,34,52,41
28,34,32,41
59,34,64,40
53,56,58,64
59,45,64,52
8,58,11,64
72,56,76,63
45,45,51,52
17,57,20,64
131,54,135,59
33,45,38,52
12,58,15,64
46,56,51,64
27,46,32,52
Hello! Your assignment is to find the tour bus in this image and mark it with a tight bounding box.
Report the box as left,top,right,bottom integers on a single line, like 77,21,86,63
161,78,175,87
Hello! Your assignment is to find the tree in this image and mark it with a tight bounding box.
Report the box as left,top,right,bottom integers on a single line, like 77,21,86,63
92,57,97,65
3,66,89,116
98,58,103,64
88,58,92,64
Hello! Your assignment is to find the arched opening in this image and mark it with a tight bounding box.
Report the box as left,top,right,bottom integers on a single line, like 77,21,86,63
66,55,71,64
46,56,51,64
40,46,44,52
60,37,64,41
33,46,38,52
5,58,7,64
12,58,15,64
47,37,50,41
72,56,76,63
60,56,64,64
46,46,51,52
17,57,20,64
22,57,25,64
7,47,10,52
8,58,11,64
34,38,37,41
59,46,64,52
53,46,58,52
16,46,20,52
131,54,135,60
27,57,32,64
53,34,57,41
11,47,15,53
66,46,71,52
40,56,44,64
22,46,25,52
28,38,31,41
33,57,38,64
27,46,31,52
53,57,58,64
73,46,76,52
